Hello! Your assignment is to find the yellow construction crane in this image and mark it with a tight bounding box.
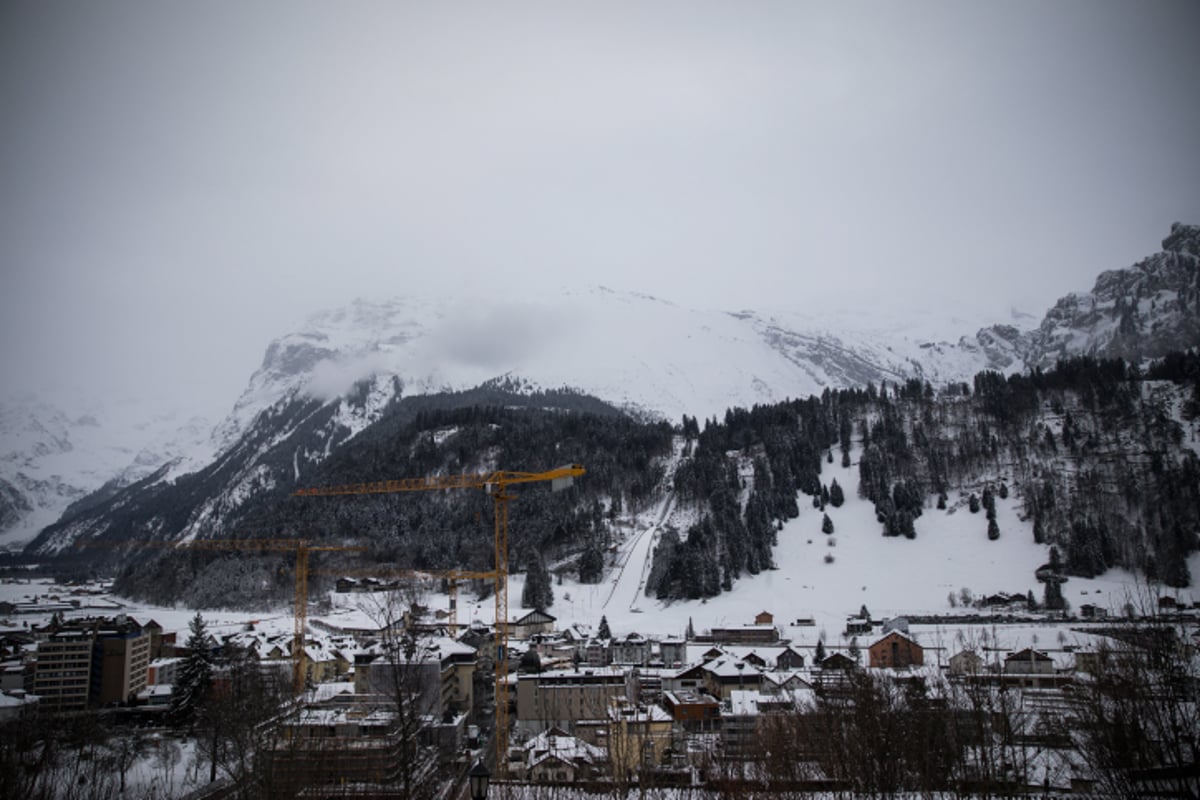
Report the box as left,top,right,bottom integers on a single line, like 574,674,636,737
294,463,585,774
80,537,365,694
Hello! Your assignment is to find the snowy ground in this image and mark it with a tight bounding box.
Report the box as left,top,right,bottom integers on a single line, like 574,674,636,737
483,444,1200,657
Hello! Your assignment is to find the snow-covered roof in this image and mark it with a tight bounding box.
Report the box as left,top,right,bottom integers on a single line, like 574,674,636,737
522,726,604,768
704,655,765,679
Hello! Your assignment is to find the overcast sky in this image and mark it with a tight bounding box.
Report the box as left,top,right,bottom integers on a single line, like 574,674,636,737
2,1,1198,420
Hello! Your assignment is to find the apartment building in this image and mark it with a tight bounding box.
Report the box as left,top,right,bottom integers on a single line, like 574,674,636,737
515,666,629,736
33,615,151,710
33,629,94,711
94,621,151,705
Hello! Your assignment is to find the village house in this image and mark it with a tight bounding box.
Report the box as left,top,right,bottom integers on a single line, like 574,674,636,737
604,697,674,779
512,609,557,640
818,651,858,671
948,649,986,676
775,645,806,670
1004,648,1055,675
761,670,814,698
659,638,687,668
701,655,765,699
661,689,720,730
584,637,612,667
868,630,924,670
512,726,606,783
610,633,652,666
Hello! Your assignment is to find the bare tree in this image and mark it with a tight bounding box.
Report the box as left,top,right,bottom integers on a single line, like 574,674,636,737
357,582,443,800
192,642,290,796
1071,588,1200,799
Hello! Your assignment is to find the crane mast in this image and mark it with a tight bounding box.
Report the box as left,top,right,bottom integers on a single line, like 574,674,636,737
295,463,584,775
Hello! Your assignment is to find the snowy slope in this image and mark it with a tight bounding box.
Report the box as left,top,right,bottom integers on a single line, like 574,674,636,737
445,438,1200,642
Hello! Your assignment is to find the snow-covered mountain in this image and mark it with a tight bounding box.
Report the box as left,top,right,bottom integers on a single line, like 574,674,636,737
216,288,1003,444
968,222,1200,370
7,223,1199,553
0,394,212,550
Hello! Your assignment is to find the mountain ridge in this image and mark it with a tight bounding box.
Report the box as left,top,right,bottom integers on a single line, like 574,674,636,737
4,224,1199,552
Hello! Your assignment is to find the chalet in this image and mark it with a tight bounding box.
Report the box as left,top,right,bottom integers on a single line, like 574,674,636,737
584,638,611,667
701,656,765,699
1004,648,1055,675
659,638,686,668
606,697,674,780
661,689,720,728
775,646,806,670
1079,603,1108,620
818,652,858,671
513,726,605,783
740,651,768,669
664,663,708,694
513,609,557,640
754,611,774,625
610,633,652,666
761,670,814,697
948,649,985,676
868,630,924,670
1074,651,1101,674
844,617,872,636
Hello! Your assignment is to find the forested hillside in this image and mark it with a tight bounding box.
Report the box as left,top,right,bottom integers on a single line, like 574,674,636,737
648,353,1200,600
35,351,1200,609
109,395,674,607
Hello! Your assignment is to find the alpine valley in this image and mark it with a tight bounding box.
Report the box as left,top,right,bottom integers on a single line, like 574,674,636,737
4,223,1199,610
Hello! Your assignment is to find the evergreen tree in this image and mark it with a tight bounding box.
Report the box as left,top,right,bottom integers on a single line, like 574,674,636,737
841,450,851,468
685,617,695,640
578,540,604,584
848,636,861,663
521,552,554,609
968,493,981,513
815,638,827,663
820,484,831,507
598,615,612,640
988,517,1000,541
170,612,213,725
1044,578,1067,611
822,513,835,534
829,478,845,508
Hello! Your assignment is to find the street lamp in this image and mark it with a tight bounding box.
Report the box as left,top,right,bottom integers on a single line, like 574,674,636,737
469,760,491,800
